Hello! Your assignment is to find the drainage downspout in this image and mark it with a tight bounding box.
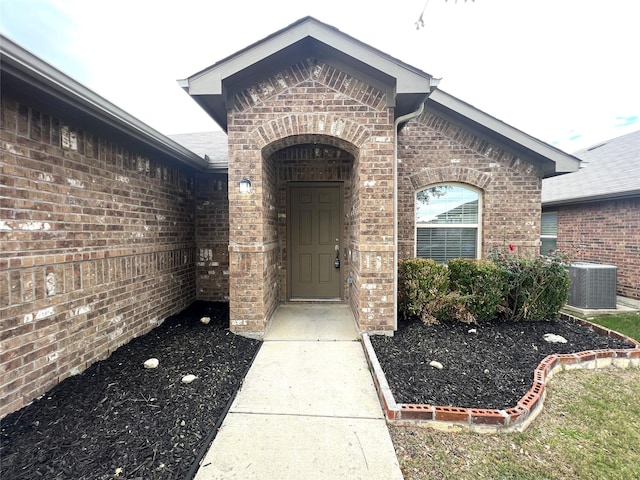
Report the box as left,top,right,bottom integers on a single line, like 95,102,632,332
393,92,433,331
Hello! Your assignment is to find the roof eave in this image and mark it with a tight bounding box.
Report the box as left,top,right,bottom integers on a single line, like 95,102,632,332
186,17,434,94
426,89,581,178
179,17,436,131
543,189,640,207
1,35,209,171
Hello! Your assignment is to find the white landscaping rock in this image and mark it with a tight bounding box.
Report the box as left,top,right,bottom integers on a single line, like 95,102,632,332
181,374,197,384
144,358,159,369
468,328,477,334
200,316,211,324
429,360,444,370
543,333,568,344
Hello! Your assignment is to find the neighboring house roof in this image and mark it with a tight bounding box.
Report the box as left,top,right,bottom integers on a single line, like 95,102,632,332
179,16,580,179
542,129,640,206
0,34,209,172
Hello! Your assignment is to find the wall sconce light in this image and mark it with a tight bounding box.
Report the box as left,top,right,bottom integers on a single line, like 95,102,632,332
239,178,251,194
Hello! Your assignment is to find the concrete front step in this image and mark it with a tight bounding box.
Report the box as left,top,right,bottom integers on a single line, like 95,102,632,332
231,342,384,418
264,304,360,341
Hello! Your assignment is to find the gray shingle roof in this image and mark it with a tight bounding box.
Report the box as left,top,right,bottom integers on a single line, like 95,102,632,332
542,130,640,205
167,131,229,170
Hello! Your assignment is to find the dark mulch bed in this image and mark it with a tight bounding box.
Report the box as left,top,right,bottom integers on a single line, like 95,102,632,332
1,301,260,480
371,317,635,410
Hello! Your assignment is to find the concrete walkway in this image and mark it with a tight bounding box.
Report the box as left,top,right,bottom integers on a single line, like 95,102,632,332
194,304,403,479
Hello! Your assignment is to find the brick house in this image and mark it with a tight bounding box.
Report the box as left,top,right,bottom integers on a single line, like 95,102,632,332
177,17,579,335
0,17,580,417
542,130,640,300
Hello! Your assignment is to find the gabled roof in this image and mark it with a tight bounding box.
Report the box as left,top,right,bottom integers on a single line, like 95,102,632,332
425,90,581,178
178,16,439,131
177,17,580,178
0,34,209,171
542,130,640,206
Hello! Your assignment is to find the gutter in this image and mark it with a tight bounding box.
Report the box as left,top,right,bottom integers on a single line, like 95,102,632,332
1,34,208,171
393,86,435,330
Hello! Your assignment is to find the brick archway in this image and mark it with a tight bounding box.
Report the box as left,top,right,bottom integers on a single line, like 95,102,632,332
252,114,370,155
409,166,493,191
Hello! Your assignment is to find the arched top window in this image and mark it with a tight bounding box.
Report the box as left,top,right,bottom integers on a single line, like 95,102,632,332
415,184,481,263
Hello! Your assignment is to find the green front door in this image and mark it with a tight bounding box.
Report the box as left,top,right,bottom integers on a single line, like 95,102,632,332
289,184,342,299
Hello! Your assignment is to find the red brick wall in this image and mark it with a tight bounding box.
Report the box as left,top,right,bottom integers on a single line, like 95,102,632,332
397,111,543,261
195,174,229,301
553,198,640,300
0,95,197,418
261,152,280,321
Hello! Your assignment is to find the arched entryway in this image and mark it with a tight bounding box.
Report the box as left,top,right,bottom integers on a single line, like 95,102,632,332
265,137,356,304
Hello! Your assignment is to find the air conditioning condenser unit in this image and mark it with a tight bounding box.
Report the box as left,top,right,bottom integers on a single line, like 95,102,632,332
567,263,617,309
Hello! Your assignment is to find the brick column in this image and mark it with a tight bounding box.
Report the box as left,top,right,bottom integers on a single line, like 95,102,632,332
353,133,396,332
227,144,268,334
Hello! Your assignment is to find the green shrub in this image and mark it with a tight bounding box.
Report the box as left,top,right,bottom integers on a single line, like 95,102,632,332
448,258,506,322
399,251,570,325
398,258,451,324
494,252,570,321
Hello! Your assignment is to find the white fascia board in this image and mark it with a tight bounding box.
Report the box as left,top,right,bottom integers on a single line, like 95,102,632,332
188,70,223,95
429,89,580,173
185,18,433,96
185,28,308,94
304,23,432,93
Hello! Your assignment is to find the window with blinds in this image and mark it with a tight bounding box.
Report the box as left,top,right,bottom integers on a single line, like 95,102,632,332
415,185,480,263
540,212,558,255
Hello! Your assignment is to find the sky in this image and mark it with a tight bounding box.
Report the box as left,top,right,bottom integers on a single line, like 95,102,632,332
1,0,638,153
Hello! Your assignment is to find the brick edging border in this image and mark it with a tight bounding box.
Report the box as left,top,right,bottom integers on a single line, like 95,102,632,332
362,313,640,433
